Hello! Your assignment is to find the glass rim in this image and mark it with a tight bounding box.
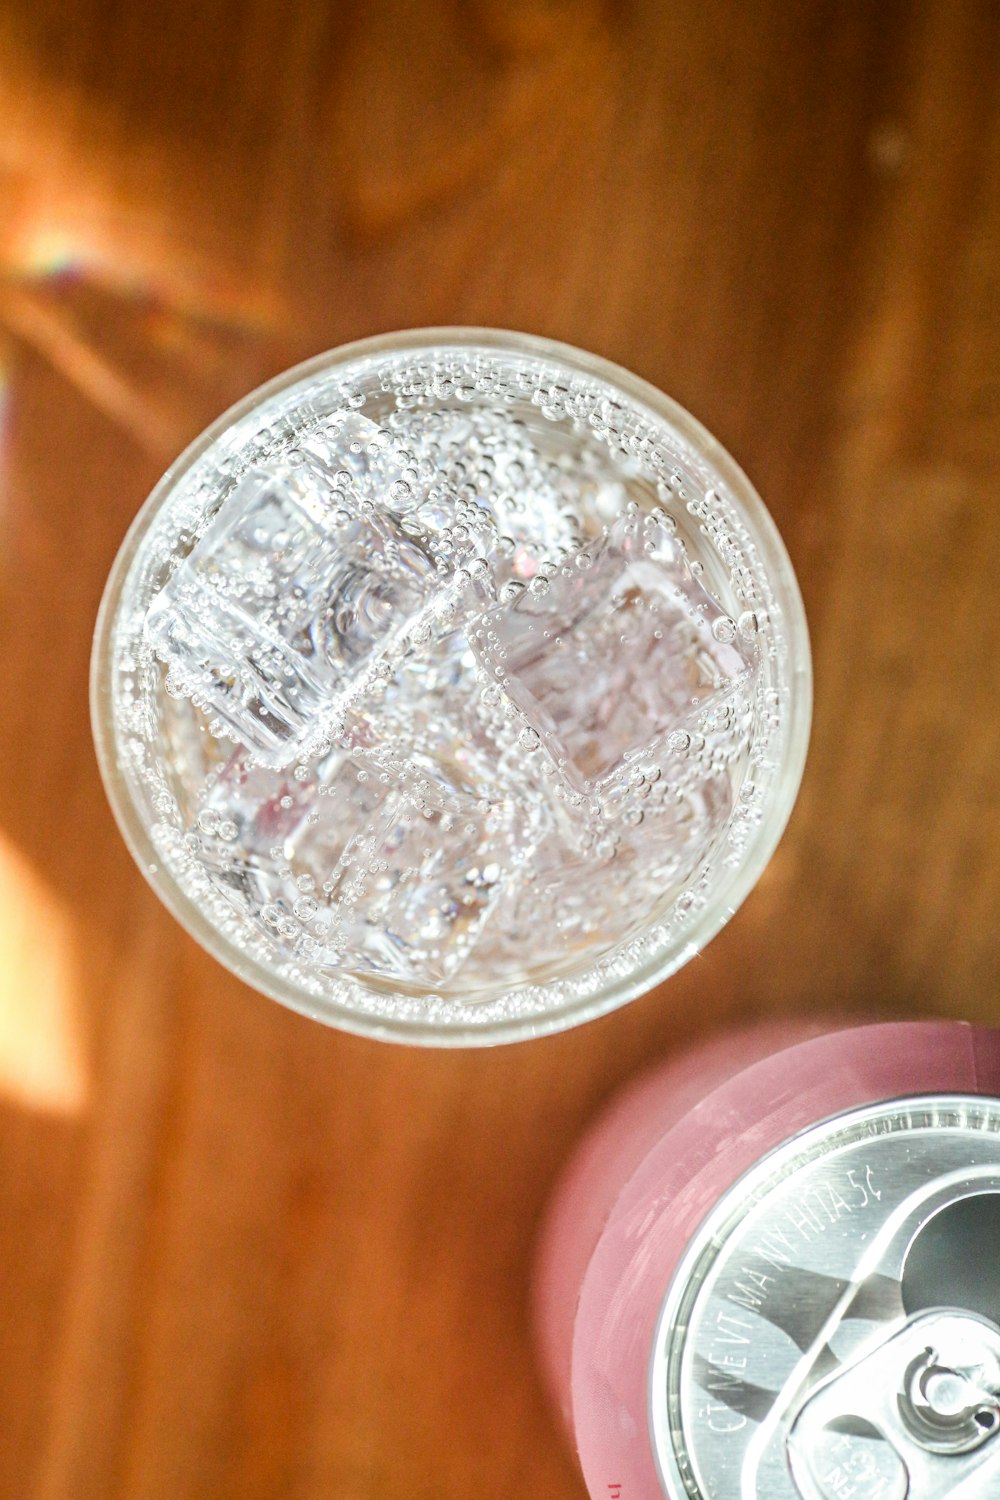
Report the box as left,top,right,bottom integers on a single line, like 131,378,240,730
91,326,812,1047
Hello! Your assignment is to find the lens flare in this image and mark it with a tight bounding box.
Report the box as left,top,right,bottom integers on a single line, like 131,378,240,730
13,223,85,281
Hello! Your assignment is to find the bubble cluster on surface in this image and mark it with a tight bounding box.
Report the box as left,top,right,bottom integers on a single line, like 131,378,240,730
109,346,794,1023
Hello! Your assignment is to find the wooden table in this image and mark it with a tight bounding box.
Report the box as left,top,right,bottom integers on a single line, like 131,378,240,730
1,3,997,1495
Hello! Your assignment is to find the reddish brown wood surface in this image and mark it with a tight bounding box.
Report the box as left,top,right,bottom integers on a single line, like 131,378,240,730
1,3,998,1496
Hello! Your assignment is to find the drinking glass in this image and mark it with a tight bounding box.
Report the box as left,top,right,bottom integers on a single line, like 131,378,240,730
91,328,811,1044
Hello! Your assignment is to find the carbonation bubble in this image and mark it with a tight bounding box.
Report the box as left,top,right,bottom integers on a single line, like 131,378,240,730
711,616,738,643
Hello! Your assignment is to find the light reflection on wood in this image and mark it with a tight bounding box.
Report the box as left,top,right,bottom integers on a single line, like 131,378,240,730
0,833,87,1115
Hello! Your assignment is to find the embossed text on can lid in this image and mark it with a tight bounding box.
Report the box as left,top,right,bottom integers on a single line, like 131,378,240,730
649,1095,1000,1499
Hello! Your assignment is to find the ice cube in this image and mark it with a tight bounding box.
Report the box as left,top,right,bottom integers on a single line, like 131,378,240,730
193,748,345,922
146,465,441,766
472,509,756,794
317,789,527,985
194,746,534,987
467,761,734,982
343,606,523,810
475,418,584,574
156,693,240,825
297,411,423,515
418,408,584,582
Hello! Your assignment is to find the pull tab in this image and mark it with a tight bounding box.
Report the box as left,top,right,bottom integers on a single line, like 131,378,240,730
793,1418,908,1500
788,1312,1000,1500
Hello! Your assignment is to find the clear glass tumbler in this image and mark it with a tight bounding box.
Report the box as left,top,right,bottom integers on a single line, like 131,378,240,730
91,329,811,1044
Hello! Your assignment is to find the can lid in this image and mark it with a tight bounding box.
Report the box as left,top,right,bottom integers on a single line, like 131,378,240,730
649,1094,1000,1500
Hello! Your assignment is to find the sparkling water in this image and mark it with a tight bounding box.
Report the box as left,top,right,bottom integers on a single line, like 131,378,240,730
108,345,793,1016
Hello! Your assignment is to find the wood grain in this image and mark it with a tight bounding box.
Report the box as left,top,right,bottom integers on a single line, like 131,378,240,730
0,2,997,1496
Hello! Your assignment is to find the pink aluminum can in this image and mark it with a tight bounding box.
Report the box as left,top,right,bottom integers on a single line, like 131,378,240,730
534,1020,1000,1500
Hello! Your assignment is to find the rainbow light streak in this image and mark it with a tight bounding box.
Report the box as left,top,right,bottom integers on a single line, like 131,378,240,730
6,219,284,335
14,224,85,282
